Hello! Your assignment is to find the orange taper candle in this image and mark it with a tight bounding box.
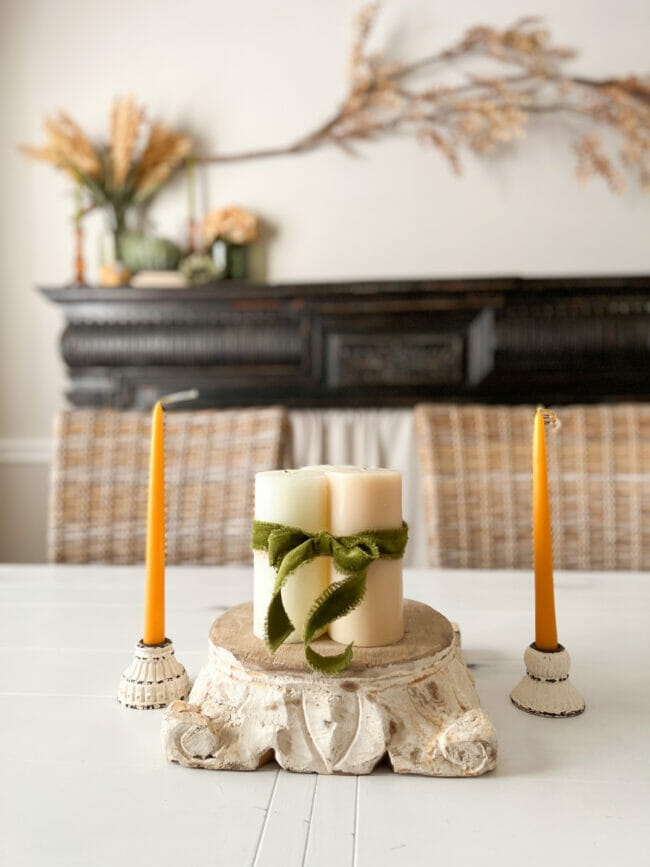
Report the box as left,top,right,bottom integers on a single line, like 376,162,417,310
532,408,558,651
143,401,165,645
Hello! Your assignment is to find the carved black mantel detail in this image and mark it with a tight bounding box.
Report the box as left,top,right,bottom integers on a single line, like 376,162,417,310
41,275,650,409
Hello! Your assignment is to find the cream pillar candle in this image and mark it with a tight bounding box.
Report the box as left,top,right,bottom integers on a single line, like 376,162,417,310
327,468,404,647
253,470,329,643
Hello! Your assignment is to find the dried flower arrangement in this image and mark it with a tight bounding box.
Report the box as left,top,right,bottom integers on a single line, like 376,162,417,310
19,5,650,287
203,206,260,246
200,4,649,193
21,97,193,243
22,6,650,205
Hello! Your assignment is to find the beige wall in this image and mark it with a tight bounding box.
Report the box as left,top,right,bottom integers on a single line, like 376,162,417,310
1,0,649,561
0,461,49,562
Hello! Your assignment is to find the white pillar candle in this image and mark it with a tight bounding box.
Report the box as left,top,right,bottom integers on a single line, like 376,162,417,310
327,468,404,647
253,470,329,642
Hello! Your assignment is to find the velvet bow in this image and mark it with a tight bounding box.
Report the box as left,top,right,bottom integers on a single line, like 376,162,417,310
251,520,408,674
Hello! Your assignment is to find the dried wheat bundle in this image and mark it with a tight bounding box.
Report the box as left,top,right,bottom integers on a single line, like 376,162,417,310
21,112,102,179
133,123,193,200
20,97,193,230
110,95,143,187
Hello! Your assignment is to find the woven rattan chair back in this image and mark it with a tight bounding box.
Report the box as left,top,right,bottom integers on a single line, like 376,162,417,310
49,406,288,565
414,403,650,570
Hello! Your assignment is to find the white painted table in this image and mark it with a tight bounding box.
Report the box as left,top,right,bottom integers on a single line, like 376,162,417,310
1,565,648,867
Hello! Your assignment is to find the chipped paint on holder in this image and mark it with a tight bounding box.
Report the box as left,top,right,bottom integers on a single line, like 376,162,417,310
510,643,585,718
119,638,190,710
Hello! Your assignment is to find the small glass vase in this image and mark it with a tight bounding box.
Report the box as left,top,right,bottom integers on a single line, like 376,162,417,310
98,214,130,288
99,231,118,267
226,243,248,280
211,240,249,280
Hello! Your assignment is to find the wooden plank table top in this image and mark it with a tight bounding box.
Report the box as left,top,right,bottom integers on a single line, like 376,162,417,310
1,564,648,867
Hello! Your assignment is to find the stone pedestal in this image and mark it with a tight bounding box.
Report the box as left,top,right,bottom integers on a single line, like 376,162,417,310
162,600,496,776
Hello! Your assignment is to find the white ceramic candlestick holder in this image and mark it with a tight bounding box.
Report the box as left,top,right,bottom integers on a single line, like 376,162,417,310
510,643,585,718
119,638,190,710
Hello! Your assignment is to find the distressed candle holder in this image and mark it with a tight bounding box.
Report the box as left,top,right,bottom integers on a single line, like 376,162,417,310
118,638,190,710
162,600,497,776
510,643,585,718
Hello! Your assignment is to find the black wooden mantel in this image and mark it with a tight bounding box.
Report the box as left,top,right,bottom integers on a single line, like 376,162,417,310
40,275,650,409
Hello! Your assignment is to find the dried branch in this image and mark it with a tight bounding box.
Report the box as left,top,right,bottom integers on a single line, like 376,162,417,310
198,5,650,192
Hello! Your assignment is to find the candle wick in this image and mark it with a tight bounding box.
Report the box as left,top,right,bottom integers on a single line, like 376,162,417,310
159,389,200,407
538,407,561,431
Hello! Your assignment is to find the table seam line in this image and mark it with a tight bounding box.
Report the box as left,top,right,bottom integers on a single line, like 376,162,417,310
352,776,360,867
300,775,319,867
251,768,279,867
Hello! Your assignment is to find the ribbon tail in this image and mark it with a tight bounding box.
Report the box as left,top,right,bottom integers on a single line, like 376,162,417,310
265,536,318,654
305,641,354,676
265,591,295,653
302,572,367,674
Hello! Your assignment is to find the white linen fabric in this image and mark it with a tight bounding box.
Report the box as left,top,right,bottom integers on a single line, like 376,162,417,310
284,409,427,567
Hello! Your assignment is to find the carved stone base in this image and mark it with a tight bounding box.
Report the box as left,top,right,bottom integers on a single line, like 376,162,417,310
162,600,497,776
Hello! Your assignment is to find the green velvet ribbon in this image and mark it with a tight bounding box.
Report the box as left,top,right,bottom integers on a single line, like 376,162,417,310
251,520,408,675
